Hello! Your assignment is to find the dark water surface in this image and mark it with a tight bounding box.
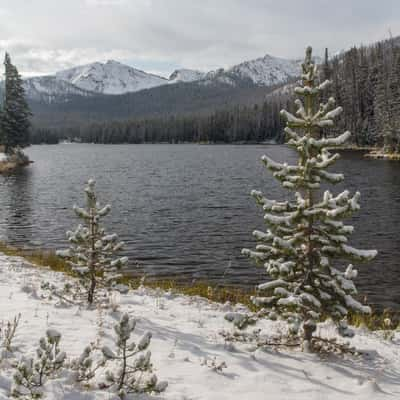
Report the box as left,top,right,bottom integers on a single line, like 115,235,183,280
0,144,399,309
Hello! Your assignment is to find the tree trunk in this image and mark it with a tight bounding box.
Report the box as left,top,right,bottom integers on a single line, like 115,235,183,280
303,320,316,352
88,210,96,305
88,272,96,304
118,344,127,391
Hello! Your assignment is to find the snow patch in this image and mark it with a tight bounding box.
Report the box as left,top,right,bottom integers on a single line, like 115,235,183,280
0,254,397,399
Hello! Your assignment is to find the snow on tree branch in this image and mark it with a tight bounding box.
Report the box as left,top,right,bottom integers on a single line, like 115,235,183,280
56,179,129,305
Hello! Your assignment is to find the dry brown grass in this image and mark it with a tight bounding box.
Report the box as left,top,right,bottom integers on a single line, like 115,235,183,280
0,242,71,274
334,145,376,151
0,161,19,173
0,241,398,331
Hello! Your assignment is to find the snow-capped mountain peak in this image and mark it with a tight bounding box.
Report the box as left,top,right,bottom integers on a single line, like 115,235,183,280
168,69,206,83
17,52,304,102
226,53,300,86
56,60,168,95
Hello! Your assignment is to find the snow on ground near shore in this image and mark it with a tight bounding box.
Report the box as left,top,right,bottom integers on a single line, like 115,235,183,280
0,253,399,399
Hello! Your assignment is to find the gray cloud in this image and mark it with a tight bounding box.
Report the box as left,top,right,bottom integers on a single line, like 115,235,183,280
0,0,399,76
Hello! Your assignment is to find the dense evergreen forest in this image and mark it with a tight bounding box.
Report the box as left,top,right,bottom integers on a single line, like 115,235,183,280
321,37,400,151
31,99,288,144
29,81,274,130
31,37,400,151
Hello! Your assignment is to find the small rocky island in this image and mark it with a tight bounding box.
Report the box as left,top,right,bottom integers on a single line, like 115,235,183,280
0,146,31,173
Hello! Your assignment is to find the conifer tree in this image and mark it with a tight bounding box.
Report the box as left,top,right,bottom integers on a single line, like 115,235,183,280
100,313,168,398
57,179,128,305
320,48,332,97
242,47,377,350
1,53,31,154
12,329,66,398
388,49,400,152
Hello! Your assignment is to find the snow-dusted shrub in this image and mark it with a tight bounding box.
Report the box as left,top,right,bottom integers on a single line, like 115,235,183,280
200,356,227,373
99,313,167,398
241,47,377,351
224,312,258,330
12,329,66,398
1,314,21,354
70,344,106,385
311,336,357,355
40,280,81,306
57,179,128,305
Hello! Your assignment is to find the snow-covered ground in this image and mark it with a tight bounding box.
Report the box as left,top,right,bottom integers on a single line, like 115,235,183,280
0,253,399,399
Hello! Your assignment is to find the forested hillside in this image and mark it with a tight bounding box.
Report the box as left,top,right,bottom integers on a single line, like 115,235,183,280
321,37,400,151
29,80,278,129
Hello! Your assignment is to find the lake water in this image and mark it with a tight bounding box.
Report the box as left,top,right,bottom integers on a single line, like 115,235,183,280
0,144,399,310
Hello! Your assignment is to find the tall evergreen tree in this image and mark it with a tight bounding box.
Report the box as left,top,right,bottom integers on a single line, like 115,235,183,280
358,48,374,145
321,48,331,81
388,49,400,152
1,53,31,153
374,52,393,151
242,47,377,351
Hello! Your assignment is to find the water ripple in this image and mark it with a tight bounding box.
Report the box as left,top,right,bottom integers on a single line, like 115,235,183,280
0,144,398,309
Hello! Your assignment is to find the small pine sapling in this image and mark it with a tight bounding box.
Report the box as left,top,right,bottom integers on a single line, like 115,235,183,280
242,46,377,351
57,179,128,305
12,329,66,398
1,314,21,354
100,313,167,398
40,281,79,306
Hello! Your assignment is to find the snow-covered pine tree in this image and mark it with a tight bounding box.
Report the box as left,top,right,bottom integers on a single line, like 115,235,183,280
242,46,377,350
100,313,167,398
12,329,66,398
372,46,395,153
1,53,31,154
57,179,128,305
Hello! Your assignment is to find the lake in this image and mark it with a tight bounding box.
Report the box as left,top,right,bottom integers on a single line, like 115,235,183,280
0,144,399,310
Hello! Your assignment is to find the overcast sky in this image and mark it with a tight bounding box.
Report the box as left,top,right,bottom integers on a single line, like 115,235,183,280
0,0,399,77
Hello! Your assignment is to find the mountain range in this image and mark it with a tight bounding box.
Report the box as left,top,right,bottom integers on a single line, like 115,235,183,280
19,53,301,101
0,52,310,129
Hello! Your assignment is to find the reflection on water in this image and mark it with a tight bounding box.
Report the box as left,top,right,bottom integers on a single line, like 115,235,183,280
0,144,399,310
0,168,34,244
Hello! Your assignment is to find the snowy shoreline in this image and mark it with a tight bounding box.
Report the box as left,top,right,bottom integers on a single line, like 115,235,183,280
0,253,399,399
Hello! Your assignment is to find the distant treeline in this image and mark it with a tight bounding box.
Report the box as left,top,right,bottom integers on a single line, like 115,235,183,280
31,37,400,150
30,128,59,144
30,99,288,144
